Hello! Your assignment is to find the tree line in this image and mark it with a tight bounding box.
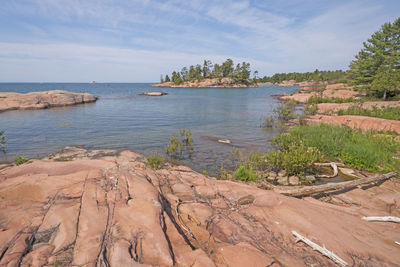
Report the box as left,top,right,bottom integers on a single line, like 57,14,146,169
256,70,347,84
160,59,254,85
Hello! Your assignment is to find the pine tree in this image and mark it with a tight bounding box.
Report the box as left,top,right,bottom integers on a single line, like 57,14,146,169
349,17,400,99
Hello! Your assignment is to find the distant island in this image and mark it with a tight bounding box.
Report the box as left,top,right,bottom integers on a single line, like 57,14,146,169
153,59,258,88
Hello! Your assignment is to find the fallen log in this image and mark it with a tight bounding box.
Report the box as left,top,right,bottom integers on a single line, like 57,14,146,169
292,230,348,267
362,216,400,223
276,172,396,197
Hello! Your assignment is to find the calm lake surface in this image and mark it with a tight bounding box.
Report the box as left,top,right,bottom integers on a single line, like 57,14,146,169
0,83,298,174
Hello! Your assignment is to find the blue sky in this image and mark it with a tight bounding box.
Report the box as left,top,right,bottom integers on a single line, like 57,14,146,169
0,0,399,82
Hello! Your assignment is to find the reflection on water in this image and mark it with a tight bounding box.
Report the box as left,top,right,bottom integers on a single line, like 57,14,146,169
0,83,298,173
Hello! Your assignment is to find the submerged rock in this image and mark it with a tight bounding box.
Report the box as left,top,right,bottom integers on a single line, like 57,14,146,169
0,148,399,266
0,90,98,113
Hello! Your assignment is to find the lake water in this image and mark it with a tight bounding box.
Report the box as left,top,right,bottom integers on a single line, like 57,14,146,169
0,83,298,174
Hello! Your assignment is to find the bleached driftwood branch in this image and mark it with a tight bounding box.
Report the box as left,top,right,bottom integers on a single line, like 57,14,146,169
292,230,348,267
277,172,396,197
314,162,339,178
362,216,400,223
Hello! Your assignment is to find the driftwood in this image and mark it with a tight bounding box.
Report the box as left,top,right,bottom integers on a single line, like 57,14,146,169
292,230,348,267
395,241,400,246
277,172,396,197
314,162,339,178
362,216,400,223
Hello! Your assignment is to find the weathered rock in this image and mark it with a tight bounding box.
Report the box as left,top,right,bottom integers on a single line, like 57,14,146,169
276,176,289,185
280,92,316,103
0,90,98,113
0,148,399,266
278,170,287,177
305,175,316,183
288,176,300,185
306,115,400,134
317,101,400,114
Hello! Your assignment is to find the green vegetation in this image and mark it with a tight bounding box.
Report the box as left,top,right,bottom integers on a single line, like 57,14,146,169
337,106,400,121
0,131,5,151
261,115,275,128
147,152,164,169
14,155,30,165
348,17,400,100
272,124,400,173
266,142,322,176
304,104,318,115
234,165,258,182
307,96,358,104
257,69,346,83
164,129,193,160
164,59,254,85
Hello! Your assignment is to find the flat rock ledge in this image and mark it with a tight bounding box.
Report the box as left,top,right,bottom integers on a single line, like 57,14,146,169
0,148,399,266
0,90,98,113
307,115,400,134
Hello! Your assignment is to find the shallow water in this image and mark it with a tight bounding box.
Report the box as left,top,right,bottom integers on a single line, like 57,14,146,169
0,83,298,174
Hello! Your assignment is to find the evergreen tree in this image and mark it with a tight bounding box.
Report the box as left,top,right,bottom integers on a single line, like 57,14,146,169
349,17,400,99
165,74,170,82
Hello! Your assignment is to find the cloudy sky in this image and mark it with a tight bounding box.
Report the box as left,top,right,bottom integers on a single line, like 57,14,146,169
0,0,399,82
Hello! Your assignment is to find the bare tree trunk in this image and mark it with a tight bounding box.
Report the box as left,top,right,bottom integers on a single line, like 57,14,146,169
383,89,387,100
276,172,396,197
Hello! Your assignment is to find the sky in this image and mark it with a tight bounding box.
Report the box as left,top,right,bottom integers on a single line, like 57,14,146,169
0,0,399,82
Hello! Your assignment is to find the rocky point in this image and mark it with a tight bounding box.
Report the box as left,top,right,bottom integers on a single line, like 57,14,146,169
0,147,399,266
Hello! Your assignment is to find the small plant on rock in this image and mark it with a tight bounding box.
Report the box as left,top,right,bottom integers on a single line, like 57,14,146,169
0,131,5,151
147,152,164,169
14,155,30,165
233,165,258,182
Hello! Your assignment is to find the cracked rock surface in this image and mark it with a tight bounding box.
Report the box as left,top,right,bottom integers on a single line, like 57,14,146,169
0,149,399,266
0,90,97,113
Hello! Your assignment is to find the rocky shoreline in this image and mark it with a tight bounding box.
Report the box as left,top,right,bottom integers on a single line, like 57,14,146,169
153,78,257,88
0,147,399,266
0,90,98,113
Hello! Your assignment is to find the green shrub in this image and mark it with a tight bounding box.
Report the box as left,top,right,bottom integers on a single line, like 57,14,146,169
0,131,5,151
164,129,194,160
266,142,322,176
274,105,296,121
307,96,357,104
147,152,164,169
304,104,318,115
233,165,258,182
261,115,275,127
337,106,400,121
14,155,30,165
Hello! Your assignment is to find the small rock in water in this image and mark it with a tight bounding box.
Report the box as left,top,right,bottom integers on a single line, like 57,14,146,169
141,91,168,96
276,176,288,185
288,176,300,185
218,139,231,144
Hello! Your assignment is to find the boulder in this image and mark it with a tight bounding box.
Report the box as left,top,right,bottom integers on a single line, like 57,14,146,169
276,176,288,185
288,176,300,185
